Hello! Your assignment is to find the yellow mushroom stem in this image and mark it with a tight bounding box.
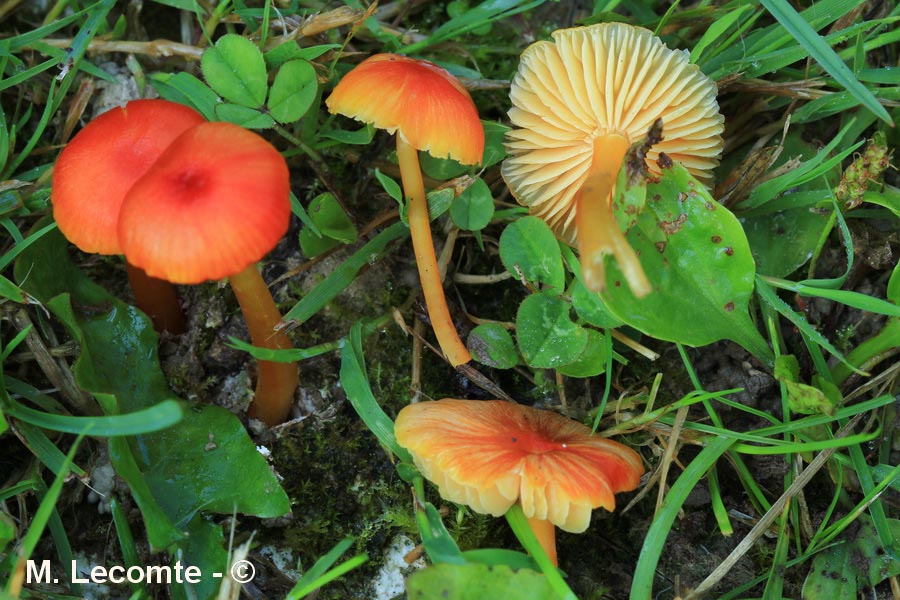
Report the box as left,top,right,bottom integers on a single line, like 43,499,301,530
575,133,651,297
125,262,186,334
230,264,299,426
527,515,558,567
396,136,472,367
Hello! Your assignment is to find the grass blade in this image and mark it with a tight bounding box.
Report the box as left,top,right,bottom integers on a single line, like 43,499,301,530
760,0,893,125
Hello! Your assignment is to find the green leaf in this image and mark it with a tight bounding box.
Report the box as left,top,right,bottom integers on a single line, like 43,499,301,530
467,323,518,369
760,0,893,125
557,329,606,378
516,292,587,369
571,279,623,329
268,59,318,123
170,515,227,600
802,517,900,599
406,563,557,600
319,122,375,145
201,34,268,108
450,178,494,231
135,405,291,524
773,355,838,416
600,164,773,364
375,168,403,204
481,120,509,168
214,103,275,129
148,72,219,121
14,224,290,553
299,193,358,258
340,321,411,462
500,217,565,294
742,207,831,278
308,192,357,243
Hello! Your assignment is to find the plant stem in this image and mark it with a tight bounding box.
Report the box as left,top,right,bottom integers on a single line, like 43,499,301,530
396,136,471,367
576,134,650,296
527,516,558,567
230,264,299,426
125,262,185,334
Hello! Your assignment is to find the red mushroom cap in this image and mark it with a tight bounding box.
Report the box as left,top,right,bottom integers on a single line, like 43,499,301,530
326,54,485,165
395,399,644,533
52,99,206,255
118,122,290,284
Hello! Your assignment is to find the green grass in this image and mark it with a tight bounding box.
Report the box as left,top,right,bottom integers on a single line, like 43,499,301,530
1,1,897,599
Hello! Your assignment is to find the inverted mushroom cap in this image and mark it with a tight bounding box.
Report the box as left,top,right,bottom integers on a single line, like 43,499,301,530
118,122,290,284
52,99,206,255
501,23,725,244
326,54,485,165
395,399,643,533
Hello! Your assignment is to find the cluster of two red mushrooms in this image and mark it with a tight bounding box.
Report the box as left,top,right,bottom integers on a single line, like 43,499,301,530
52,99,297,426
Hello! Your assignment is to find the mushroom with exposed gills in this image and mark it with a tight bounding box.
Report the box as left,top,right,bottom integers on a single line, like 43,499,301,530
326,54,485,368
118,122,298,426
52,99,207,333
395,399,644,566
502,23,725,295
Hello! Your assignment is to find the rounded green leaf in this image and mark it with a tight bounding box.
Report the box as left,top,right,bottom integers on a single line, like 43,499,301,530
572,279,623,328
267,59,318,124
741,206,830,277
557,329,606,378
467,323,518,369
450,178,494,231
516,292,587,368
500,216,565,294
307,192,357,243
600,163,771,361
201,34,267,108
214,103,274,129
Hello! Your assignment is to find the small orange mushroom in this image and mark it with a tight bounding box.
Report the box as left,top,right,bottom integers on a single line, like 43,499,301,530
502,23,724,296
395,398,644,566
118,122,297,426
326,54,485,368
52,99,206,333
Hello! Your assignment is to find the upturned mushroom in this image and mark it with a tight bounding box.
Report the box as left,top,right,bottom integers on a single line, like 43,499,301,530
395,398,644,565
118,121,297,426
502,23,724,295
52,99,206,333
326,54,485,367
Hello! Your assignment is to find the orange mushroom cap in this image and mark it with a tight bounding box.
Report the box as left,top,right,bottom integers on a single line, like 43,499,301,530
326,54,485,165
118,122,290,284
395,399,643,533
52,99,206,255
501,23,724,244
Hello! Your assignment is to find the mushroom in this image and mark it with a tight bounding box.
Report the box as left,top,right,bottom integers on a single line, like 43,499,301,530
501,23,724,295
394,398,644,566
326,54,485,367
118,121,298,426
52,99,206,333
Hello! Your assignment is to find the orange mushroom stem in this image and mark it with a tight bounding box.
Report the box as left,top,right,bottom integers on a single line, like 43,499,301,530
230,265,298,425
125,263,186,334
576,133,650,295
396,137,471,367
